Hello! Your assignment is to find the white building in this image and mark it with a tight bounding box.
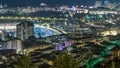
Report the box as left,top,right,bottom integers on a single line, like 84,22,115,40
89,10,118,14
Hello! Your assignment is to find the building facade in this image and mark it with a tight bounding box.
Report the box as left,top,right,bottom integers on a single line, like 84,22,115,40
16,21,34,41
95,1,103,7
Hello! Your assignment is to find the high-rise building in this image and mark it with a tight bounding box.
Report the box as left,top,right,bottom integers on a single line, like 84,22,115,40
6,39,22,52
104,1,116,9
95,1,102,7
104,1,110,5
104,1,110,8
16,21,34,41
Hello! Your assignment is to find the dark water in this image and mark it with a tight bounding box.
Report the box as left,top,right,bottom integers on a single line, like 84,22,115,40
0,0,119,7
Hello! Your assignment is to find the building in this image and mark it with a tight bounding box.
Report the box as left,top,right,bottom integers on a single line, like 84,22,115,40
16,21,34,41
6,39,22,52
106,3,116,9
104,1,117,9
0,38,22,52
95,1,103,7
0,23,17,38
104,1,110,5
0,30,4,40
89,10,118,14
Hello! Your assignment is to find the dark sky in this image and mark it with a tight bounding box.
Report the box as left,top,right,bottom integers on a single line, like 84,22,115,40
0,0,119,7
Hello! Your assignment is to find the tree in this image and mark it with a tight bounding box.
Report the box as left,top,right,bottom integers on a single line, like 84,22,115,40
14,55,39,68
51,53,79,68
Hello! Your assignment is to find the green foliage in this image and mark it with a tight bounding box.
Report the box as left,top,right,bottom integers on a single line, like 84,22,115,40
109,41,120,47
111,61,115,68
51,53,79,68
14,55,39,68
86,56,103,68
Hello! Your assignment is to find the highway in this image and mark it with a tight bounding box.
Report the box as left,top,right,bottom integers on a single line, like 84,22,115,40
0,16,68,21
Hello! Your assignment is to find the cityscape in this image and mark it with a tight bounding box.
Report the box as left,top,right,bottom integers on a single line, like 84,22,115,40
0,0,120,68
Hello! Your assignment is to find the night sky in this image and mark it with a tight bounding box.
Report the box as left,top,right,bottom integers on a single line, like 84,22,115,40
0,0,119,7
